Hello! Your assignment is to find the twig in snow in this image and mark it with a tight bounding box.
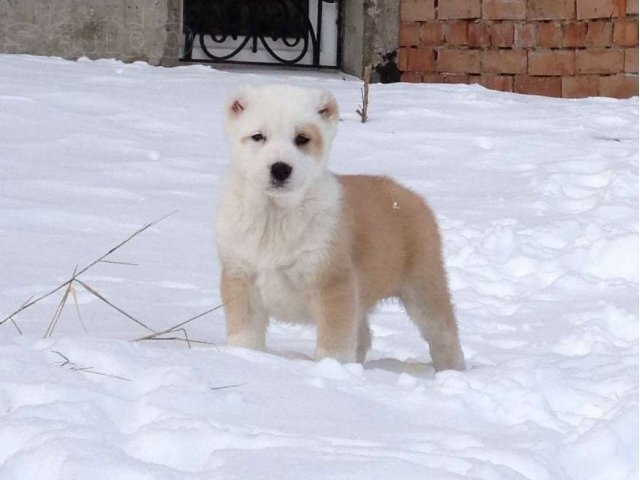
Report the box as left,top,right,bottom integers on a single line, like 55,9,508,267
43,266,77,338
51,350,131,381
7,296,31,335
0,211,176,327
356,65,371,123
143,336,214,346
75,279,155,333
9,318,22,335
133,302,227,343
99,259,139,266
69,282,88,334
210,383,246,391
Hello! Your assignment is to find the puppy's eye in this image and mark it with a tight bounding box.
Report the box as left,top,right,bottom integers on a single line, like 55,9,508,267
295,134,310,146
251,133,265,142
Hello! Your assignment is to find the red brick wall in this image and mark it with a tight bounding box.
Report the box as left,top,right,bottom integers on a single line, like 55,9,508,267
399,0,639,97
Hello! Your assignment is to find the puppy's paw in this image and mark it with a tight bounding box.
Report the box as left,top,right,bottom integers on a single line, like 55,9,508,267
227,331,266,351
315,347,357,364
432,348,466,372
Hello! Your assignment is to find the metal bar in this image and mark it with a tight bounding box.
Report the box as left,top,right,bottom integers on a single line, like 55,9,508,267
314,0,323,66
178,57,340,70
335,0,343,68
183,32,193,61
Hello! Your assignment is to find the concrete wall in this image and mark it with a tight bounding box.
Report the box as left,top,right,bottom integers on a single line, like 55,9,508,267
342,0,401,82
0,0,182,65
342,0,365,77
363,0,401,82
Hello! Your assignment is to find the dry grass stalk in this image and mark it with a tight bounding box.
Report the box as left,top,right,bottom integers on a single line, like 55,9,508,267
69,283,87,334
356,65,372,123
99,260,138,266
134,302,226,343
75,279,154,333
3,211,221,347
210,383,246,391
8,297,32,335
0,212,175,328
43,267,77,339
143,336,214,347
52,350,131,381
9,318,22,335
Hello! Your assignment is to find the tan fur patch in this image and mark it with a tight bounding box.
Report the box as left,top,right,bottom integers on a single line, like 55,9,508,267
221,269,267,349
313,175,465,369
296,123,325,161
318,96,339,122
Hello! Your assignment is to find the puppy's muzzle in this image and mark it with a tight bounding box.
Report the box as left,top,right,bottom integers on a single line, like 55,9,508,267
270,162,293,186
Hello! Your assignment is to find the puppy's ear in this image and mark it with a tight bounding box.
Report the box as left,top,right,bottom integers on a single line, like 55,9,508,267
317,91,339,123
229,98,245,114
226,86,251,119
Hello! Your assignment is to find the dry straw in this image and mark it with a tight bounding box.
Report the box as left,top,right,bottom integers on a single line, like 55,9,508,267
1,211,225,347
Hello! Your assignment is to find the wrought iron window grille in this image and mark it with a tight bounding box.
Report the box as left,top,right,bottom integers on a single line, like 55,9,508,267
181,0,341,68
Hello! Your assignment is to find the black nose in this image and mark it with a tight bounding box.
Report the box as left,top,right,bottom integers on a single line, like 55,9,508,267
270,162,292,183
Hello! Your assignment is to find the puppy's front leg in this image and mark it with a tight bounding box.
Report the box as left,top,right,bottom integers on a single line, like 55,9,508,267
313,271,359,363
221,268,267,350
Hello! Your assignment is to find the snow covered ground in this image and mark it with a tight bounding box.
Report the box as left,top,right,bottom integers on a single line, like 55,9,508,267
0,55,637,480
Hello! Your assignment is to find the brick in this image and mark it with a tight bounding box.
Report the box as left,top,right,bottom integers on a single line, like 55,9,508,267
420,23,445,45
422,73,445,82
577,0,626,19
585,21,613,47
482,49,528,73
438,0,481,19
483,0,526,19
514,75,563,96
625,47,639,73
468,74,481,85
527,0,575,20
442,74,470,83
576,48,625,73
400,23,421,47
398,47,409,70
613,19,639,47
515,23,536,47
563,22,588,48
473,74,515,92
401,0,436,22
401,71,423,82
628,0,639,14
562,76,600,97
444,21,469,45
537,22,563,48
529,50,576,75
489,22,515,47
408,47,436,71
468,22,491,47
598,74,639,97
437,48,481,73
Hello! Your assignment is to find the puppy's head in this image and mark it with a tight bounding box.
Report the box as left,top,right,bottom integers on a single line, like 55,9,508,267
224,84,339,197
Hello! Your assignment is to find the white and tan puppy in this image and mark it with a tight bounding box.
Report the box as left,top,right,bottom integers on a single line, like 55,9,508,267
216,84,465,371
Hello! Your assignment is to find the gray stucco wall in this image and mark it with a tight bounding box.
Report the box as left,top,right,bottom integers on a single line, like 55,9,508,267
341,0,365,77
0,0,182,65
342,0,400,82
364,0,400,82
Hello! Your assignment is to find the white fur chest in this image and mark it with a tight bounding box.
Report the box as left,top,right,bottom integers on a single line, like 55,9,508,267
254,267,313,323
216,174,341,323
